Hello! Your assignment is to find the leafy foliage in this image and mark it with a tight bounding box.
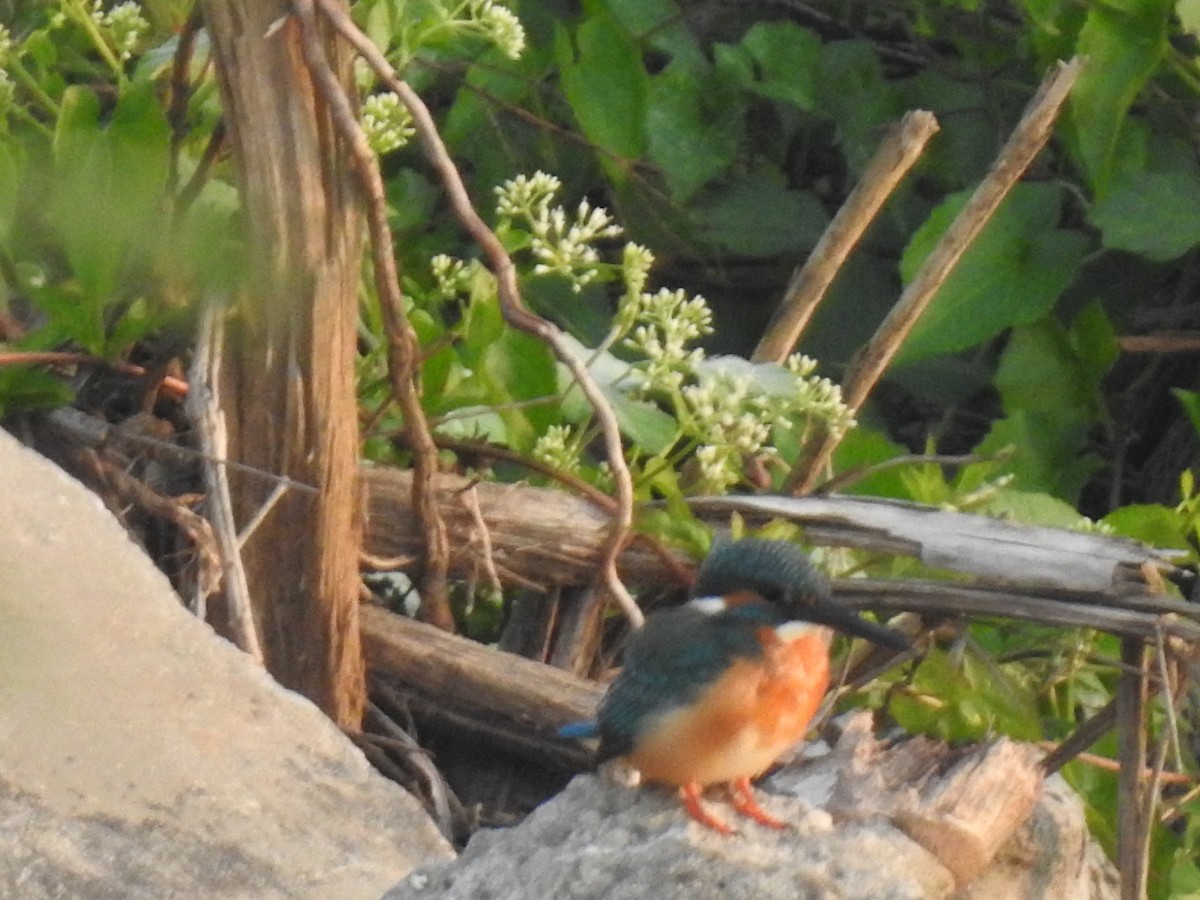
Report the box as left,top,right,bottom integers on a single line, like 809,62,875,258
4,0,1200,889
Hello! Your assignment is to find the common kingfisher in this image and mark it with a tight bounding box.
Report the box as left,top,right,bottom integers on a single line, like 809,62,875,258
565,538,908,834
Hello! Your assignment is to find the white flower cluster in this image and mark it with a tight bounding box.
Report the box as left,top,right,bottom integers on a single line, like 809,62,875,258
430,253,484,300
529,200,622,289
90,0,148,62
783,353,856,438
532,424,580,473
621,243,655,299
495,172,622,292
0,24,13,65
622,288,712,391
362,91,415,156
616,287,854,491
495,171,561,220
458,0,525,60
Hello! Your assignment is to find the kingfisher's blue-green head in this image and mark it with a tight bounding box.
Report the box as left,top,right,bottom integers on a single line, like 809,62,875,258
694,538,908,650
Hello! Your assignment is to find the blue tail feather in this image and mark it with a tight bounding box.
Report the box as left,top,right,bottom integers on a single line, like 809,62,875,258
558,720,599,739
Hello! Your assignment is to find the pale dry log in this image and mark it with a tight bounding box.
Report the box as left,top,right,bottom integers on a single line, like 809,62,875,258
689,494,1179,593
362,467,685,590
360,604,602,770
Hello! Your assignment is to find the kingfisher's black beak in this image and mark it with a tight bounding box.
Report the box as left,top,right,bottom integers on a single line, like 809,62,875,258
693,537,911,651
783,588,911,651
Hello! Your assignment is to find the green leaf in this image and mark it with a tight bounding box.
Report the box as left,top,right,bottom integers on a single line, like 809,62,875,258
1181,0,1200,37
979,488,1091,529
0,367,74,417
435,407,509,443
598,0,702,67
50,83,169,315
830,426,911,499
895,184,1089,364
1174,388,1200,437
645,58,744,201
1102,504,1189,550
738,20,821,110
890,647,1041,742
557,16,648,162
973,320,1109,502
1068,302,1118,388
1089,169,1200,260
691,175,829,257
605,388,678,455
816,40,899,171
1067,1,1171,194
483,329,558,447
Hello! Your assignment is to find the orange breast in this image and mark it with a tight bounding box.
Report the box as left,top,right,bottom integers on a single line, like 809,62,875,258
624,626,830,787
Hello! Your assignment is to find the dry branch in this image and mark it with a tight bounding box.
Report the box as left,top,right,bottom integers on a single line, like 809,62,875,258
187,307,262,661
1117,640,1150,900
363,469,1194,639
360,604,603,770
753,110,940,364
787,58,1084,494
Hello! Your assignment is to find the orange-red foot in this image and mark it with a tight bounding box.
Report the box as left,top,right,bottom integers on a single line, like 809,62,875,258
680,782,735,834
729,776,787,829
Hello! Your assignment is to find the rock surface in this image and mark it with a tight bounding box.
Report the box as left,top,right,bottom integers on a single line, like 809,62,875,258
385,719,1118,900
0,428,453,899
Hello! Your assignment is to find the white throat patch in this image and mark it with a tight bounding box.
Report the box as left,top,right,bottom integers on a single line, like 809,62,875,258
774,621,820,641
687,596,727,615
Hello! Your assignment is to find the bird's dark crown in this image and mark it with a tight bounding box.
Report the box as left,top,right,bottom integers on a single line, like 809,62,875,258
693,538,909,651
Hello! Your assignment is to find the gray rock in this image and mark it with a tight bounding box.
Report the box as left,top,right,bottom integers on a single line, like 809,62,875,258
385,725,1117,900
385,772,951,900
0,428,453,899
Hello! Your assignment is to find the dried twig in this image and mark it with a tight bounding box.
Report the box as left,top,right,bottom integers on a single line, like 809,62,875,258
0,350,189,400
460,484,503,598
787,58,1084,494
314,0,643,647
79,449,222,615
186,305,263,662
166,5,206,198
1116,639,1149,900
292,0,455,631
753,110,940,364
1036,743,1194,784
1041,701,1117,775
366,691,467,840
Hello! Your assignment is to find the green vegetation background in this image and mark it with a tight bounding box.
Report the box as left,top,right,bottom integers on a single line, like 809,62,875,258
3,0,1200,892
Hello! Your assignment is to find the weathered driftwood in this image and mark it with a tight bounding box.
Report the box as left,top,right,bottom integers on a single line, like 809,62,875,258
362,467,684,590
825,714,1046,887
360,604,603,771
689,494,1178,592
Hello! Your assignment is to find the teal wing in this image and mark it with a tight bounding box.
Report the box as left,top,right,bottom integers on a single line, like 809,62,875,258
595,602,776,762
